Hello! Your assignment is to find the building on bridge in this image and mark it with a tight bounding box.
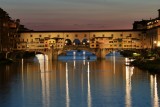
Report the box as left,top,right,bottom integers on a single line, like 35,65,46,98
16,30,144,51
14,9,160,58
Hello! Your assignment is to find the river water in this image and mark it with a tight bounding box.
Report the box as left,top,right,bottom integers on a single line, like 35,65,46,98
0,54,160,107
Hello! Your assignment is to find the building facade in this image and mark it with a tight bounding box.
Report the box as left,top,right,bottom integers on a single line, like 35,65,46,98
16,30,144,51
0,8,20,51
133,9,160,49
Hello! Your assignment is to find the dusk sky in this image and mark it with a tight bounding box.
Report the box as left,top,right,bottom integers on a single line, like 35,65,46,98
1,0,160,30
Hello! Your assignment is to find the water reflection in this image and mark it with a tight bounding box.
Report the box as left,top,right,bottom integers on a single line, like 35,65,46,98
83,59,85,65
1,56,160,107
150,74,159,107
36,54,50,107
87,62,91,107
21,58,24,104
66,62,70,107
74,60,76,69
125,66,134,107
113,51,116,74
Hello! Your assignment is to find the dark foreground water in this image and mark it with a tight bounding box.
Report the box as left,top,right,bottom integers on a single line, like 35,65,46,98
0,55,160,107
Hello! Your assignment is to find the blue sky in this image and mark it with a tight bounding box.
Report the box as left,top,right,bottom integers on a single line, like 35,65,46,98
1,0,160,30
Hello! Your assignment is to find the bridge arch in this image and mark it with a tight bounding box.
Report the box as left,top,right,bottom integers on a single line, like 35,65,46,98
65,39,72,45
82,38,89,45
105,50,121,56
73,39,81,45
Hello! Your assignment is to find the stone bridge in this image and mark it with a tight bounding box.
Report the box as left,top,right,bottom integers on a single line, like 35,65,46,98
62,45,113,59
30,45,118,60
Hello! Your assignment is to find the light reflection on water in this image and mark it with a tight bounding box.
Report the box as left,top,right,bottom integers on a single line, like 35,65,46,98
36,54,50,107
0,55,160,107
150,74,159,107
87,62,91,107
66,62,70,107
125,66,134,107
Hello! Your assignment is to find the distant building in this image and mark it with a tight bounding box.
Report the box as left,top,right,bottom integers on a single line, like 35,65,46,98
0,8,30,52
133,20,149,30
0,8,17,51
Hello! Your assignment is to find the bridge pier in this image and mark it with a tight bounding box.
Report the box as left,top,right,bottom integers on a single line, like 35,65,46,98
44,49,58,60
51,49,64,60
95,48,110,59
47,51,53,60
34,47,113,60
38,49,63,60
52,50,58,60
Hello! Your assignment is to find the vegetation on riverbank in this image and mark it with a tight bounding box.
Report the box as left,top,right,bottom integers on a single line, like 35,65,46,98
131,58,160,72
0,51,37,65
0,52,12,65
120,49,160,73
0,58,13,65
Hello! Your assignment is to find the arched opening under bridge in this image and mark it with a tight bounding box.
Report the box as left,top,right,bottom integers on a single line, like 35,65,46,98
73,39,81,45
82,39,89,46
65,39,72,45
105,50,121,57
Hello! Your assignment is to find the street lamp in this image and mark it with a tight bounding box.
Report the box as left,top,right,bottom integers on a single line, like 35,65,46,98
154,40,157,48
65,40,68,45
156,41,160,47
